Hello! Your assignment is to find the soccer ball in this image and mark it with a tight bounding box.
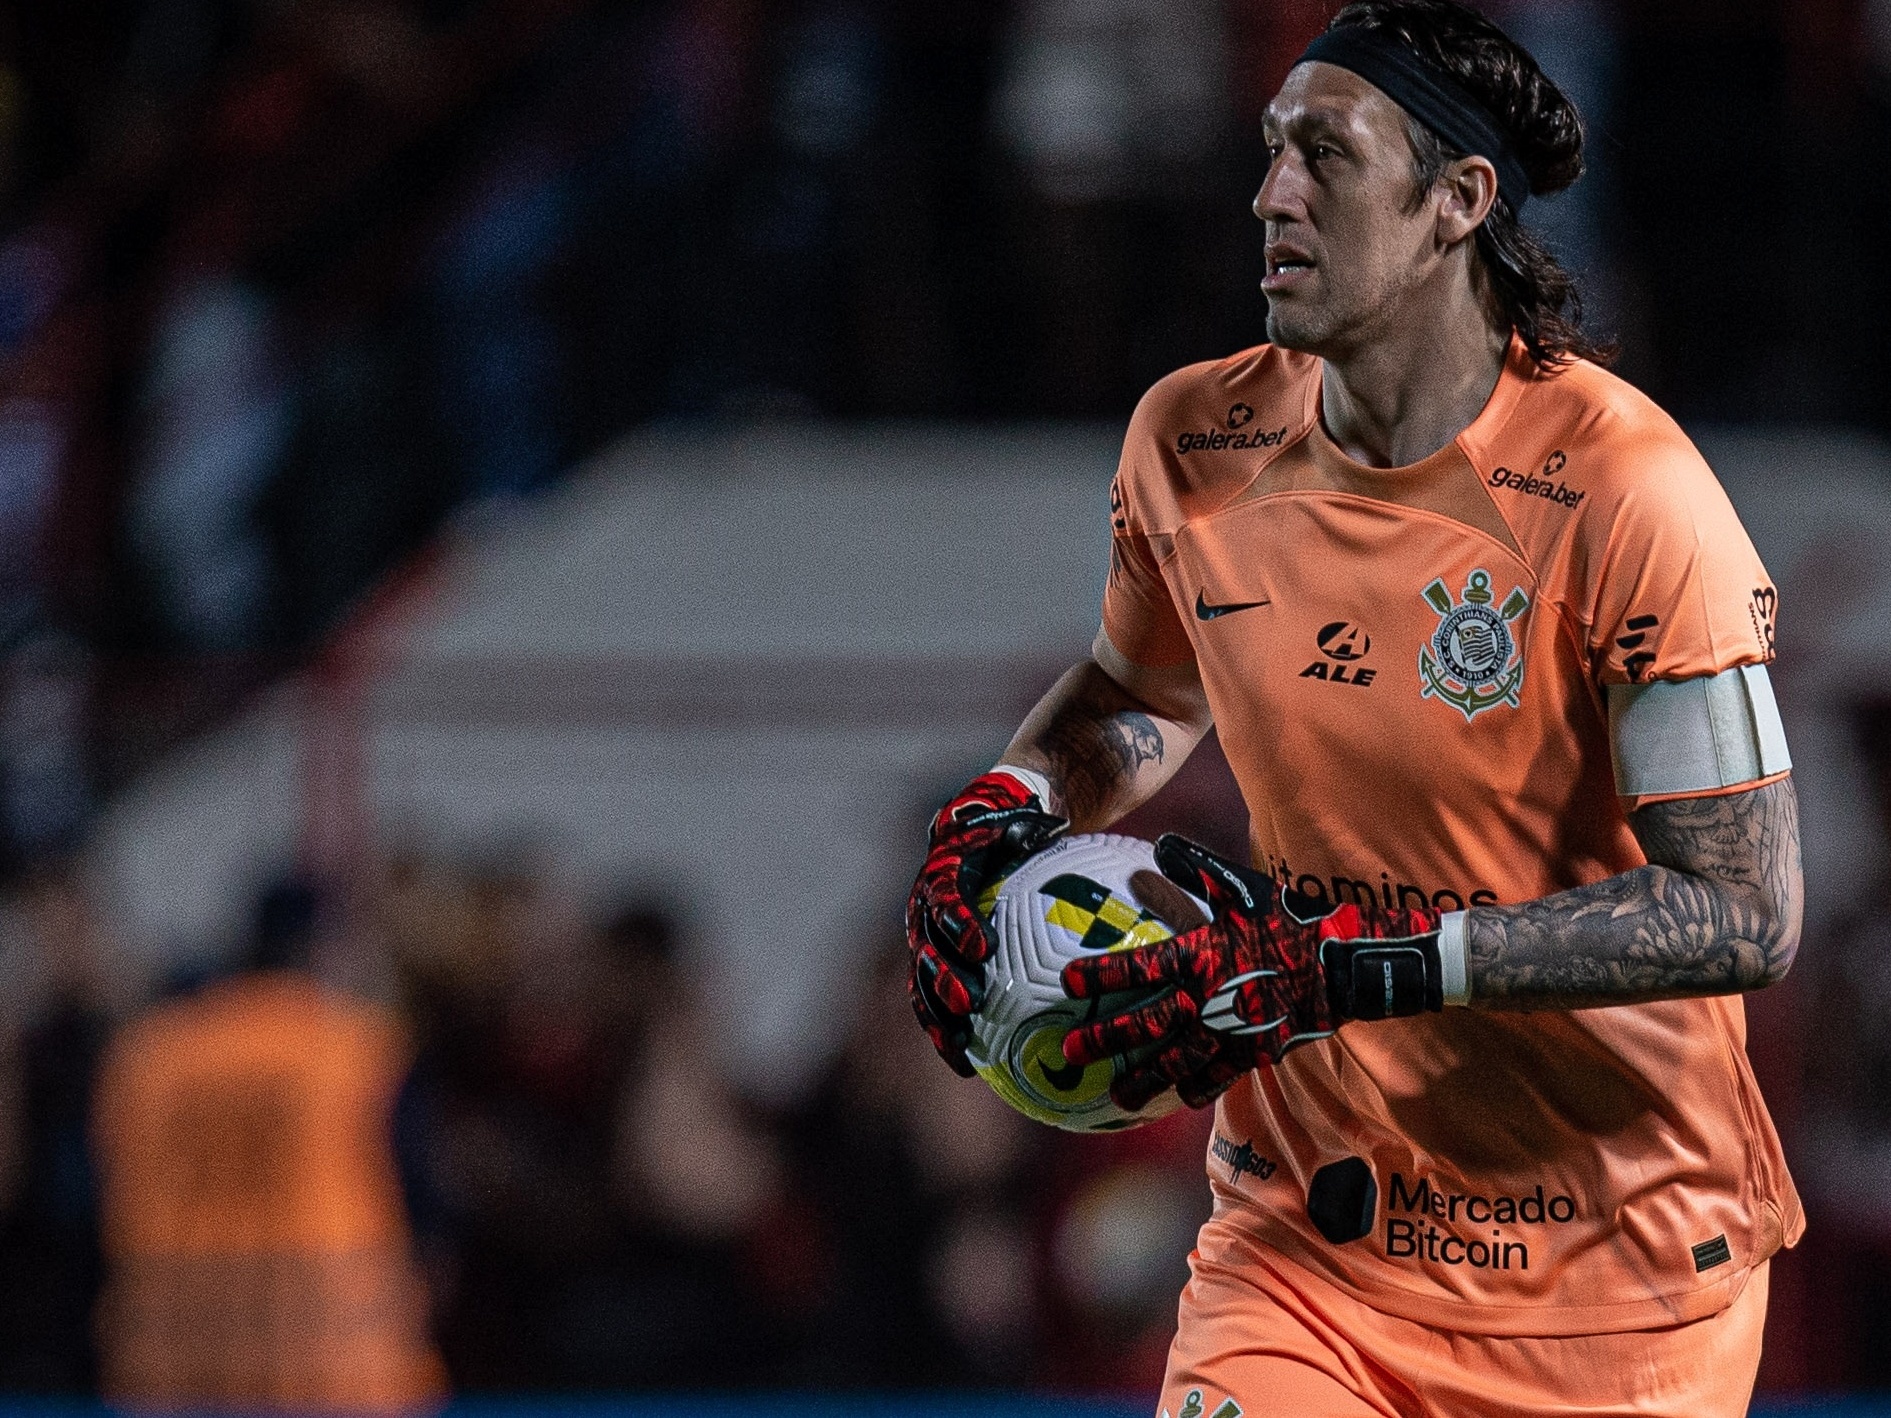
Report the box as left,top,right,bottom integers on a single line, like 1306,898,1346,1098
969,833,1207,1133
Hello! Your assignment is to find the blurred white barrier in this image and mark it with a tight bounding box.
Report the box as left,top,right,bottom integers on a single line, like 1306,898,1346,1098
85,426,1119,1099
80,422,1891,1099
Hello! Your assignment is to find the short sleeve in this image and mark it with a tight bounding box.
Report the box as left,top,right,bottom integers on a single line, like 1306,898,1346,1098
1584,447,1776,689
1579,438,1786,806
1100,458,1193,670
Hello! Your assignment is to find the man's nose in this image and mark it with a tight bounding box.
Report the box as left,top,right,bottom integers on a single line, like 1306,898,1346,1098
1253,155,1303,224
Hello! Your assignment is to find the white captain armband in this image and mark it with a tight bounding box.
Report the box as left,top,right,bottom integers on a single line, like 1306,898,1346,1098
1607,663,1791,798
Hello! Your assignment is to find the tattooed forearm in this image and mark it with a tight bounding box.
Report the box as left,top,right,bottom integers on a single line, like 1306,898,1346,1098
1003,660,1204,830
1467,778,1802,1009
1038,704,1163,825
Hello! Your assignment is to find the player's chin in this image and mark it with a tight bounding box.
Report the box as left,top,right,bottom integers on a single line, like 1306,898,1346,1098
1263,302,1331,354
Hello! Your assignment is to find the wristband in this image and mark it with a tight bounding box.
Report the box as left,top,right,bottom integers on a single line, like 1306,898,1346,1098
990,764,1053,807
1438,910,1470,1006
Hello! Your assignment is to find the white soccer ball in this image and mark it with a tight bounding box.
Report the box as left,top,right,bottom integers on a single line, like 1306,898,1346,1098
969,832,1207,1133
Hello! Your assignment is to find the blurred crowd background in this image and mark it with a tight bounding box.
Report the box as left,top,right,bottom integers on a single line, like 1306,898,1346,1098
0,0,1890,1407
0,811,1231,1402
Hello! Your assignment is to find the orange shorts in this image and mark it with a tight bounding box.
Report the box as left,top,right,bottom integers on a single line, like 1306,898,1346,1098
1158,1235,1768,1418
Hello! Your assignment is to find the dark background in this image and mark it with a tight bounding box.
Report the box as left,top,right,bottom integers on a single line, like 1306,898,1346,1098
0,0,1888,1405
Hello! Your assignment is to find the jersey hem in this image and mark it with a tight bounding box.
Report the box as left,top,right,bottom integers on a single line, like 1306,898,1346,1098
1622,768,1791,811
1201,1209,1774,1338
1094,621,1197,673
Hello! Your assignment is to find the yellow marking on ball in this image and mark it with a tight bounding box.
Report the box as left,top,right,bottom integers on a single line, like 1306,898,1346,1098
1116,917,1175,951
1043,898,1096,937
1093,894,1144,934
1018,1023,1113,1105
1044,890,1165,946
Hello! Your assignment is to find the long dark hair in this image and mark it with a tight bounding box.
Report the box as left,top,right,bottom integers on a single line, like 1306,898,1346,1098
1328,0,1614,368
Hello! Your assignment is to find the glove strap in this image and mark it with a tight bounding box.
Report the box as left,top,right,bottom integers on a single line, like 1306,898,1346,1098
1325,934,1446,1021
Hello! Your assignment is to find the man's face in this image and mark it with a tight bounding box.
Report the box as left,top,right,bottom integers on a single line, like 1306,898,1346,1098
1256,62,1442,355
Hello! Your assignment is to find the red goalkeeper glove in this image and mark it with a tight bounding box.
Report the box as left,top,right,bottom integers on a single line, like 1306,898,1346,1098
906,770,1067,1075
1061,834,1443,1110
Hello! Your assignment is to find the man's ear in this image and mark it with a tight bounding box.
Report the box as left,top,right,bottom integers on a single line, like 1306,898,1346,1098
1436,155,1499,245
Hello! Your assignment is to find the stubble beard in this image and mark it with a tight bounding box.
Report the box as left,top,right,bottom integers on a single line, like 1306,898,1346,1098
1265,265,1411,360
1265,297,1341,357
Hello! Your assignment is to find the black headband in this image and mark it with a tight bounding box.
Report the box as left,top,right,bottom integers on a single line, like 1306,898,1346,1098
1296,27,1531,214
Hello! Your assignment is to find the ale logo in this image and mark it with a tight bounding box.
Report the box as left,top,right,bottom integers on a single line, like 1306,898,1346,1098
1419,569,1529,720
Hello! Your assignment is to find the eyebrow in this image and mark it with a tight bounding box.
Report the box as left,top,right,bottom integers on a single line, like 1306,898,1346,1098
1261,105,1357,138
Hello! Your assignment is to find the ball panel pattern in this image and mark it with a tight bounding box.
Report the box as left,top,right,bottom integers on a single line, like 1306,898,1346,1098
966,833,1203,1132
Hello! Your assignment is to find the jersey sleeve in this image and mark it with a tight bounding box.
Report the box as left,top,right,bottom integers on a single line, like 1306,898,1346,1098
1580,435,1785,804
1100,408,1195,669
1582,443,1776,689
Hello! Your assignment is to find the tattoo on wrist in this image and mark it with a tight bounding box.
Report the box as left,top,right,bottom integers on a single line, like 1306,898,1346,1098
1038,706,1164,826
1467,779,1800,1009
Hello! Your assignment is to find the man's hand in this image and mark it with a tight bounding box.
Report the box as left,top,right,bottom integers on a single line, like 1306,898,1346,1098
906,771,1067,1075
1061,835,1443,1109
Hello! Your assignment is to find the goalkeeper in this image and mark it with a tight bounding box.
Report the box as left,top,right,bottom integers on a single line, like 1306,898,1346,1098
906,3,1802,1415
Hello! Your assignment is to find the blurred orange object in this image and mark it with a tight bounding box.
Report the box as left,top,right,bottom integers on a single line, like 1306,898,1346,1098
91,972,445,1412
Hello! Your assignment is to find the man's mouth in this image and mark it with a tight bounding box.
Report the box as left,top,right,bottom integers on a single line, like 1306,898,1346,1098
1263,248,1316,291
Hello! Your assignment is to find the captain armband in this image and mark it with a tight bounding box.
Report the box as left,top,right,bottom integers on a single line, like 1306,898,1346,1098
1607,663,1791,798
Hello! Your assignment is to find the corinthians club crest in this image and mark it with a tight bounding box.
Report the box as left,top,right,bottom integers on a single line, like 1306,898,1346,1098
1419,569,1529,720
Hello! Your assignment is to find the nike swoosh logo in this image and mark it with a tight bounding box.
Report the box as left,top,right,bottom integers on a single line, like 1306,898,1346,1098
1196,590,1271,621
1037,1055,1087,1092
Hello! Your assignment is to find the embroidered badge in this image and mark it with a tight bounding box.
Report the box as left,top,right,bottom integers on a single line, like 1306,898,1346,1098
1173,1392,1242,1418
1419,569,1529,720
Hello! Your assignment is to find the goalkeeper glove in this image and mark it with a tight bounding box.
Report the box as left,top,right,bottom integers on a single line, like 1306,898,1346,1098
906,769,1067,1075
1060,833,1442,1109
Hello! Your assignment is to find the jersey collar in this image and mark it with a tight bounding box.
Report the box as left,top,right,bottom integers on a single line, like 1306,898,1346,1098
1309,332,1533,480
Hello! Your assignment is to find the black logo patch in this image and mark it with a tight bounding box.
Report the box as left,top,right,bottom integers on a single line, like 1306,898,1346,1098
1692,1234,1732,1272
1616,613,1660,681
1308,1157,1377,1244
1227,402,1254,429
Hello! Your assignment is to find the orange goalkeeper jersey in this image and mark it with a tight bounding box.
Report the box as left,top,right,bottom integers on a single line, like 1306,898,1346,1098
1101,335,1800,1337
